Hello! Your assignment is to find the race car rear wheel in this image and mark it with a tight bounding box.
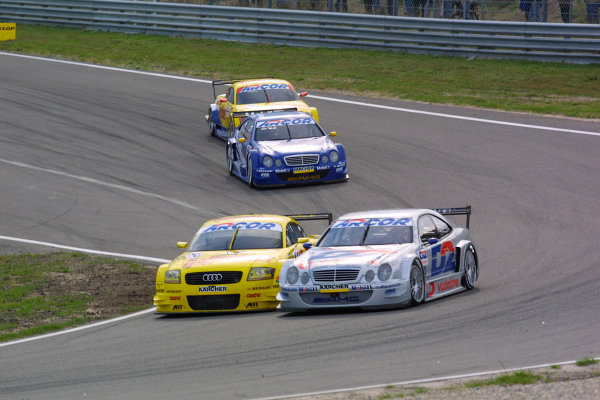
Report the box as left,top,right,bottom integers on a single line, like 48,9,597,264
462,246,478,290
247,156,255,188
226,146,234,176
409,263,425,306
207,109,216,136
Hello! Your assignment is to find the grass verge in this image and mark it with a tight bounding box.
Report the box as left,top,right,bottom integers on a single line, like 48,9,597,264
0,252,156,343
1,24,599,119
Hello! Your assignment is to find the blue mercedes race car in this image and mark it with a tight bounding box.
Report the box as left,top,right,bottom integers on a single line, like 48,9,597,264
226,111,349,188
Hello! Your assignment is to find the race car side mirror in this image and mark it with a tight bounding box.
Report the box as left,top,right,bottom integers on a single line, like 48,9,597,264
177,242,189,248
299,92,308,97
219,98,228,103
427,238,439,245
238,137,246,143
303,242,312,250
329,131,338,136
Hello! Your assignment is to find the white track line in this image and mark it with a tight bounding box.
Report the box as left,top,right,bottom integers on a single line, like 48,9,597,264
0,158,211,213
0,236,167,348
0,235,170,264
308,94,600,137
0,308,156,348
2,51,599,137
250,358,600,400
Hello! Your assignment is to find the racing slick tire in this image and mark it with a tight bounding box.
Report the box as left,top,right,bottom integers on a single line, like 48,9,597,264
207,109,216,137
461,246,478,290
247,156,255,188
226,145,234,176
409,262,425,306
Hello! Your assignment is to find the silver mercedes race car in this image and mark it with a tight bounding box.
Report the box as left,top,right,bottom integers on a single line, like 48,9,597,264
277,207,478,311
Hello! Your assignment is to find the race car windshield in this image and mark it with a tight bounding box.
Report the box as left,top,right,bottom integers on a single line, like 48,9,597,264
190,229,283,251
237,89,298,105
255,122,323,141
317,223,413,247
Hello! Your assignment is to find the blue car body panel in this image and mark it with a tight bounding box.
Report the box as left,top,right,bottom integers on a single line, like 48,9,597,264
226,112,349,187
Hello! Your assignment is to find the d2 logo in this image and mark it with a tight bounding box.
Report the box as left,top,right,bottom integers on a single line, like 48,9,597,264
430,241,456,276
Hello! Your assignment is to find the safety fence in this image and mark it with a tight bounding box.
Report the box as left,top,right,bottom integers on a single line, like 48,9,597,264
157,0,600,24
0,0,599,63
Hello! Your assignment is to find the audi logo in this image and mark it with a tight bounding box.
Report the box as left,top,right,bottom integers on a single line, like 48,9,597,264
202,273,223,282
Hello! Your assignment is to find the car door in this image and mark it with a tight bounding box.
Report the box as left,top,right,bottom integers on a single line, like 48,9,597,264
235,118,253,174
430,215,456,275
418,214,456,279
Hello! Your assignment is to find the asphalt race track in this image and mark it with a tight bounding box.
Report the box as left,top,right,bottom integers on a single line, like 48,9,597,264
1,53,599,400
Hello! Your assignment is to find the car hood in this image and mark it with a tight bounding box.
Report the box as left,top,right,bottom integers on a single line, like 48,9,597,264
168,248,288,271
256,136,335,155
294,245,409,269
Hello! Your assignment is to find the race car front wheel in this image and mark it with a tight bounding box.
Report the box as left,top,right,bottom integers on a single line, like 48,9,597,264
462,246,478,290
409,263,425,306
226,146,234,176
207,109,216,136
247,156,255,188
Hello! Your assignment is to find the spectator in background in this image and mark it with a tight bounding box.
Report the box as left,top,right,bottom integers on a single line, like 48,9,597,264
528,0,547,21
529,0,541,20
410,0,426,15
384,0,397,15
519,0,531,20
558,0,571,22
442,0,454,17
335,0,348,11
423,0,442,17
586,0,600,23
364,0,380,13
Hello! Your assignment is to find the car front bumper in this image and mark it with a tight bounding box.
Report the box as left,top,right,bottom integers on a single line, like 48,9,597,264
276,281,411,311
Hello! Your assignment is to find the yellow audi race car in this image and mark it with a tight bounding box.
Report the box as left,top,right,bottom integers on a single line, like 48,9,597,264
154,213,331,313
206,78,319,140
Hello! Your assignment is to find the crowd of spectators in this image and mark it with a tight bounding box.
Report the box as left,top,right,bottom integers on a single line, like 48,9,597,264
268,0,599,22
518,0,598,22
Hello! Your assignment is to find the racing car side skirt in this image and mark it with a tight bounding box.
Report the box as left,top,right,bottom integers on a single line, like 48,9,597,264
424,272,466,302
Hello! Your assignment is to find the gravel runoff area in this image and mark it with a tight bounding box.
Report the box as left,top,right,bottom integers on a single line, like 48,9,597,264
289,362,600,400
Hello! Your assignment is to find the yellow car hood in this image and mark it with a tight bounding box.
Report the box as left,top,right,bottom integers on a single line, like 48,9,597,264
167,248,290,271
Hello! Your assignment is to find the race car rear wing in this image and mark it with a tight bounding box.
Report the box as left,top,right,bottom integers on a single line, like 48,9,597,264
285,213,333,225
433,206,471,229
211,78,273,99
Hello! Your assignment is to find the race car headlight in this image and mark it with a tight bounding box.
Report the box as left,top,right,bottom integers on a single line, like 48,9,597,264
365,270,375,282
248,267,275,281
321,154,328,164
300,271,310,284
329,150,339,163
164,269,181,284
286,267,299,284
378,264,392,281
263,155,274,168
275,159,282,167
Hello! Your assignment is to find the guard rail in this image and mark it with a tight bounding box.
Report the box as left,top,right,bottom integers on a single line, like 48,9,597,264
0,0,598,63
